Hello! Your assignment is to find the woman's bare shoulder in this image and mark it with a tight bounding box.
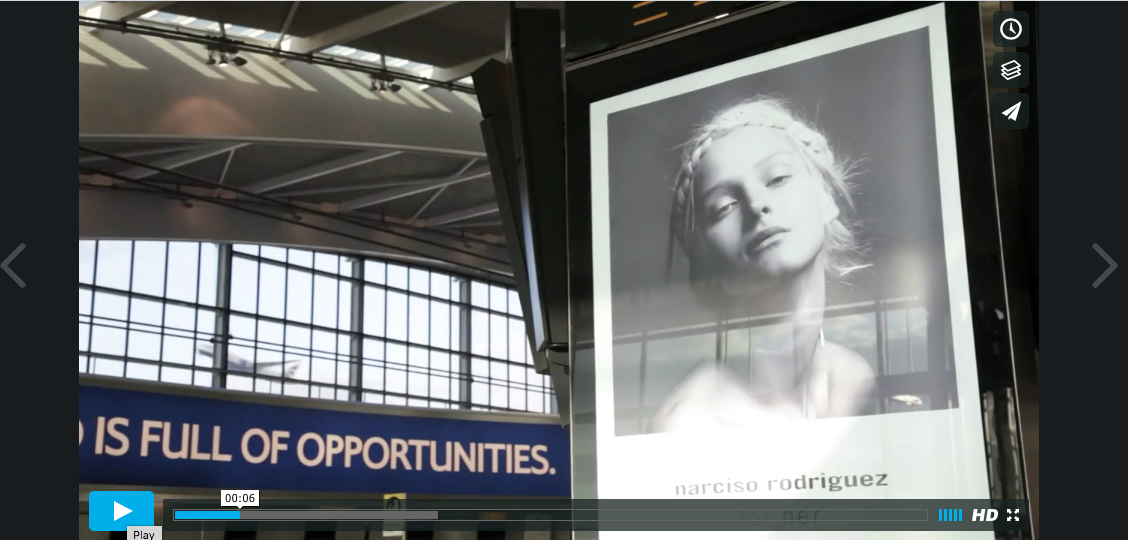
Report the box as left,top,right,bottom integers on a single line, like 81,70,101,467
823,342,875,379
651,362,761,432
822,341,877,415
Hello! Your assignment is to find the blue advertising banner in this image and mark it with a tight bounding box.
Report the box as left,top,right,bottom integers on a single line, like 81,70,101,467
79,384,570,497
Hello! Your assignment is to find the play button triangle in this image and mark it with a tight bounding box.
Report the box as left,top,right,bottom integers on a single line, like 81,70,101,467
113,501,132,521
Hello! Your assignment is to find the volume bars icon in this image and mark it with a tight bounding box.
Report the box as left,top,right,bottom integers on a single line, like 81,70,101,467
1000,59,1022,80
939,509,964,522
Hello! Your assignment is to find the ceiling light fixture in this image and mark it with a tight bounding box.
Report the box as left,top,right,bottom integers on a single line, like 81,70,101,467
370,74,401,94
373,55,404,94
206,45,247,68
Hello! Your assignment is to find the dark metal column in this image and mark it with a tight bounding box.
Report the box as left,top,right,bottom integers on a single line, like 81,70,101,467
213,243,233,389
457,279,472,409
350,258,365,402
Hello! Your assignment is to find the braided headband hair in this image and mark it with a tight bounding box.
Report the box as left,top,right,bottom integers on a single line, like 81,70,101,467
667,96,866,285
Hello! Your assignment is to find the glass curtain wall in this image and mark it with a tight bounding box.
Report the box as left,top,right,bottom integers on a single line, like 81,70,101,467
79,240,555,414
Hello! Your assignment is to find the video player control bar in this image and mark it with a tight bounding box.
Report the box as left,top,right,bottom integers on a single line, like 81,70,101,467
164,498,1031,532
176,510,438,521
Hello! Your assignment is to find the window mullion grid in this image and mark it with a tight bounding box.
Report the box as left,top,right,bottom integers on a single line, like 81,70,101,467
227,307,484,359
81,241,538,415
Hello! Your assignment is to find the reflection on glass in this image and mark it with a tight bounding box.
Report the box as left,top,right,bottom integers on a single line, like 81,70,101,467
885,307,930,375
824,312,879,374
614,299,945,433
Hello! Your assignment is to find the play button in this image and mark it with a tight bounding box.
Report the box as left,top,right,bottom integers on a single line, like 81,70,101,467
114,501,133,521
89,491,154,531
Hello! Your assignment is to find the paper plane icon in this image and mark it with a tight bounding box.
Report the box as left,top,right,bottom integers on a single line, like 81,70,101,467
1002,101,1022,121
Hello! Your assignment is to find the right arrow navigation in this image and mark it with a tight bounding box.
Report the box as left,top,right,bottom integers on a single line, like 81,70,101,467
1093,244,1118,288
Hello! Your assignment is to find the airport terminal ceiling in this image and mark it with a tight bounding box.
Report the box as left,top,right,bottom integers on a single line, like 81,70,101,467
77,1,569,280
79,139,506,239
81,1,562,69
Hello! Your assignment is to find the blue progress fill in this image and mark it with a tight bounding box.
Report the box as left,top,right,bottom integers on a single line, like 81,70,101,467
175,511,241,520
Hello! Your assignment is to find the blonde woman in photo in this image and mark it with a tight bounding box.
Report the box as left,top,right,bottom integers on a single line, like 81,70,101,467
653,97,877,433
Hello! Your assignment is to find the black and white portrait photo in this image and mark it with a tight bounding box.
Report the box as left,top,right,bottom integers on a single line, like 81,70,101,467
597,26,964,437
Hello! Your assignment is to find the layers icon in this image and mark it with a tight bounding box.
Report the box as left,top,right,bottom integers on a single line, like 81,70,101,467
1000,59,1022,81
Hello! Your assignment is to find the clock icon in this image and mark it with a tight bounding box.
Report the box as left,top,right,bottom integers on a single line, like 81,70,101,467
993,12,1029,46
1000,18,1023,41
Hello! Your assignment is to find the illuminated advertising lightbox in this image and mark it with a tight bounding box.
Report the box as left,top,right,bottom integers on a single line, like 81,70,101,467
587,3,990,536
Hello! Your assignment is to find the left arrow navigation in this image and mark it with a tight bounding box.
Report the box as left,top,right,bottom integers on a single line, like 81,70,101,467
1,243,23,288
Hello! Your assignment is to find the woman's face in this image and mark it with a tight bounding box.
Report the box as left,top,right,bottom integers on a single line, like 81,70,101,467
694,126,838,291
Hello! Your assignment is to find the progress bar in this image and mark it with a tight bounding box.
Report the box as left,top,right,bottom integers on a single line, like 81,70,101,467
176,510,438,521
